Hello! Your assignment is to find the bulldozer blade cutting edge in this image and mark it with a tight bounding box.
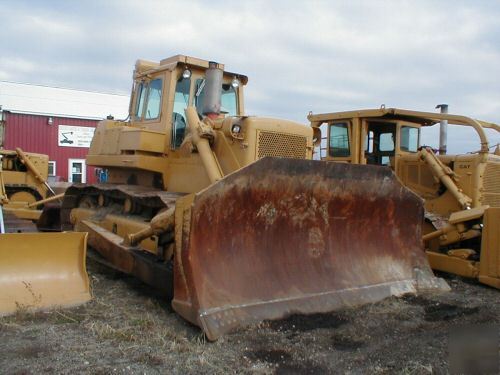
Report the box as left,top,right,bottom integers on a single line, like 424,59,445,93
172,157,448,340
0,232,91,316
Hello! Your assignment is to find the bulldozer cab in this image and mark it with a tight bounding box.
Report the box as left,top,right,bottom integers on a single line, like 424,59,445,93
320,116,421,169
128,56,247,150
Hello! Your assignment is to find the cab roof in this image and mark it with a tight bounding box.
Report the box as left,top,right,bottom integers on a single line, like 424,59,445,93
308,107,499,132
134,54,248,84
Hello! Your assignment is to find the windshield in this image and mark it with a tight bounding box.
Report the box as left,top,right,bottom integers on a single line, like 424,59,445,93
171,77,190,149
173,77,190,120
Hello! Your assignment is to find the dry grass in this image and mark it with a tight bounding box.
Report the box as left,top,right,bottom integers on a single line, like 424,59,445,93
1,260,499,374
400,361,434,375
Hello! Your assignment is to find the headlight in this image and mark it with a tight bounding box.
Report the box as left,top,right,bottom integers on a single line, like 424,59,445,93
182,68,191,79
231,76,240,88
231,124,241,133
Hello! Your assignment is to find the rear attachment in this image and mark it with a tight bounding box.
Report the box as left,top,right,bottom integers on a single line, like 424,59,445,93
173,158,449,340
0,232,90,316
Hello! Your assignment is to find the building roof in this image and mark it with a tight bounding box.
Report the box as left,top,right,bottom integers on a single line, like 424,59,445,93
0,81,130,120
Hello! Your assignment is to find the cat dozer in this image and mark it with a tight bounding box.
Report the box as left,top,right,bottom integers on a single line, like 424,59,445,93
309,107,500,288
0,147,64,222
54,55,447,340
0,152,90,316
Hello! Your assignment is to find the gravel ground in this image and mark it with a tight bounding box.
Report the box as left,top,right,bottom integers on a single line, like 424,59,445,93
1,258,498,374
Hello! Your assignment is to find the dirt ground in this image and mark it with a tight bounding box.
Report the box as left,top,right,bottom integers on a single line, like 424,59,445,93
1,258,498,375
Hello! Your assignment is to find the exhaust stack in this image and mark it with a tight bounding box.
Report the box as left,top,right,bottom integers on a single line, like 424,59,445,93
202,62,223,118
436,104,448,155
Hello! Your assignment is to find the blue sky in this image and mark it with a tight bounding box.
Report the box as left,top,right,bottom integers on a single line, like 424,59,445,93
1,0,499,153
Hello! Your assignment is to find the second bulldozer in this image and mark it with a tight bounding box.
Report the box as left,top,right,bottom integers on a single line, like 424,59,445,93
0,150,90,316
0,148,52,204
309,108,500,289
0,147,64,223
54,55,447,340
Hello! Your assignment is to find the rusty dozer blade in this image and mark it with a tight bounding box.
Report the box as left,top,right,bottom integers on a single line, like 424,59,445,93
173,157,448,340
0,232,91,316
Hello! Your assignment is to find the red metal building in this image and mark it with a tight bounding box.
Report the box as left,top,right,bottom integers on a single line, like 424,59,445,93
3,112,98,183
0,81,129,184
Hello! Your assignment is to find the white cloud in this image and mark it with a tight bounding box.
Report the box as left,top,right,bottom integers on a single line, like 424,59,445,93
0,57,37,80
18,15,81,36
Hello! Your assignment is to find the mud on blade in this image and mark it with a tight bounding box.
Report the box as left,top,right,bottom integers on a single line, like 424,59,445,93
172,158,448,340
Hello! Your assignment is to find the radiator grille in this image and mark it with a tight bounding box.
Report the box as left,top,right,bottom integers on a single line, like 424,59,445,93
481,161,500,207
257,131,307,159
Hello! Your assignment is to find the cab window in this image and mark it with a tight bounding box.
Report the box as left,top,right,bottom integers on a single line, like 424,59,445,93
221,84,237,115
171,76,191,149
400,126,419,152
329,122,350,157
144,78,162,120
379,133,394,151
135,82,146,119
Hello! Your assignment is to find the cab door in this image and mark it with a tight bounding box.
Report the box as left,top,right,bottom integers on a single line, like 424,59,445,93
362,120,397,168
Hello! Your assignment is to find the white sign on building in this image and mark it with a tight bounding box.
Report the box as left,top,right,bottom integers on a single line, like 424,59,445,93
58,125,95,148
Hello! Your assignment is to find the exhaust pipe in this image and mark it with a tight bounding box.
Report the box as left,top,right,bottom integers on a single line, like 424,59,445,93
436,104,448,155
202,62,223,119
183,61,225,183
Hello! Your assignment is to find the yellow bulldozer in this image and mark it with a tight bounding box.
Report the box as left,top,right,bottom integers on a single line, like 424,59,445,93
0,147,65,222
309,108,500,289
43,55,447,340
0,148,90,316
